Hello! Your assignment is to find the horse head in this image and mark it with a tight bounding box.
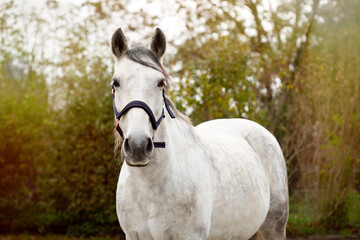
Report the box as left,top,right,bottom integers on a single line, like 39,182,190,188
111,28,170,167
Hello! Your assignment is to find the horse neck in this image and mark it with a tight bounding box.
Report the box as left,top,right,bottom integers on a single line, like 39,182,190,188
161,114,199,157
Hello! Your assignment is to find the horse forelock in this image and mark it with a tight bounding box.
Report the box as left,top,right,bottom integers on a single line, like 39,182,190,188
125,46,170,84
124,46,192,126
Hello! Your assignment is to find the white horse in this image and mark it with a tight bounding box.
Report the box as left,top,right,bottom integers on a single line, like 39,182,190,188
111,28,288,240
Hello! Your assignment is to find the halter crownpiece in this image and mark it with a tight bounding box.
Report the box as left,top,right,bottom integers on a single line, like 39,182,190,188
112,87,175,148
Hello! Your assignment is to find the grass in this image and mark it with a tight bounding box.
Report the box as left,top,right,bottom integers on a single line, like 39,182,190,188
287,194,324,236
287,189,360,237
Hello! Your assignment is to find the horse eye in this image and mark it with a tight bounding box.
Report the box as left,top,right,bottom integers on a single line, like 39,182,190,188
157,79,166,88
112,79,120,88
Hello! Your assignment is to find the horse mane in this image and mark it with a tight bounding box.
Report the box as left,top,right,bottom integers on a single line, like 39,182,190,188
165,97,193,126
114,46,193,160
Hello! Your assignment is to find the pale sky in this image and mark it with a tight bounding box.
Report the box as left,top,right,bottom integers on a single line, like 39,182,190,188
8,0,285,84
15,0,281,46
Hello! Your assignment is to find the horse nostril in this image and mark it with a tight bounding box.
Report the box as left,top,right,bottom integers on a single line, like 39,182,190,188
144,138,153,156
124,136,153,158
124,138,133,156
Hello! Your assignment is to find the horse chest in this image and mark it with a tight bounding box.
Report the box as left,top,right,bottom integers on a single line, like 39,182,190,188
116,176,203,238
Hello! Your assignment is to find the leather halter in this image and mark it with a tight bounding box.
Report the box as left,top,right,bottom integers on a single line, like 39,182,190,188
112,87,175,148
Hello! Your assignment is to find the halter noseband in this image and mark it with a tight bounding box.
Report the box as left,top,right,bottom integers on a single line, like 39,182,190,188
112,87,175,148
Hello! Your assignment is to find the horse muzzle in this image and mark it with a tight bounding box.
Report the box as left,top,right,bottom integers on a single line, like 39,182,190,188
123,135,153,167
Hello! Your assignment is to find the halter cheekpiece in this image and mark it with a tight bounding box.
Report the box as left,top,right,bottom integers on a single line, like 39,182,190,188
112,87,175,148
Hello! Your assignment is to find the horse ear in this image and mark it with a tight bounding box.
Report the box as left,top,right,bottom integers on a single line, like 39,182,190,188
150,28,166,59
111,28,128,58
